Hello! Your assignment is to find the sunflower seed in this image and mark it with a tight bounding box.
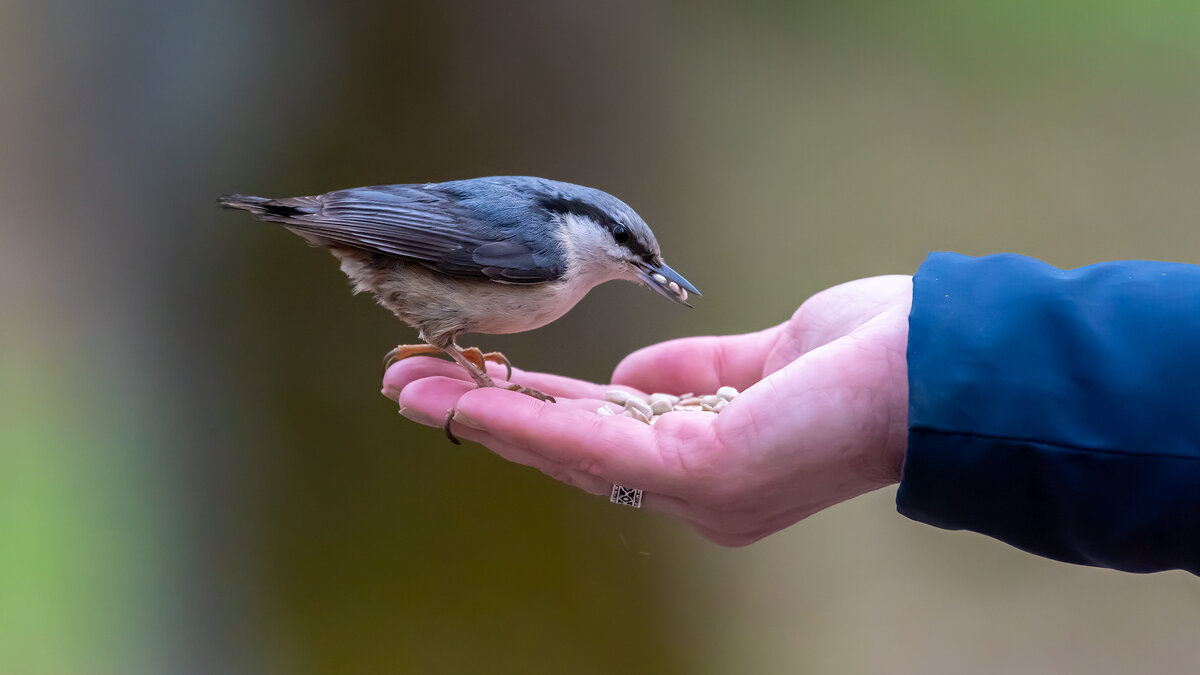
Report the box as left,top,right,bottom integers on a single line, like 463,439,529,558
649,392,680,406
624,397,653,417
625,406,651,424
604,390,633,406
601,386,740,423
649,399,674,415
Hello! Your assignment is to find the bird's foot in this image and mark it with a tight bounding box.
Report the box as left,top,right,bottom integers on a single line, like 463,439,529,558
460,347,513,381
383,344,513,381
505,383,556,403
382,343,444,374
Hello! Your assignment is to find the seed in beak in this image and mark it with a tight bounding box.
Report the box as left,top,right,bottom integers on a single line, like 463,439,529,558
668,281,680,295
679,288,688,302
651,272,668,285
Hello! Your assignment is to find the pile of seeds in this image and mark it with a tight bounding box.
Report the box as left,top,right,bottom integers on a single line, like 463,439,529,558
598,386,740,425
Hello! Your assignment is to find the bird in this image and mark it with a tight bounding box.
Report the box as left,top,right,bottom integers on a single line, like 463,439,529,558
218,176,699,441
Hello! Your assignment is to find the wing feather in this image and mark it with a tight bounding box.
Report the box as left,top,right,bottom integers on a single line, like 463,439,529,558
246,185,562,283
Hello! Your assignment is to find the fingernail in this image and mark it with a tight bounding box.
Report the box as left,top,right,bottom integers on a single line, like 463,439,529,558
453,409,483,429
398,406,434,426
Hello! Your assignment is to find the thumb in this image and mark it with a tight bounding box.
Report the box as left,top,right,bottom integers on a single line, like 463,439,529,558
612,325,785,395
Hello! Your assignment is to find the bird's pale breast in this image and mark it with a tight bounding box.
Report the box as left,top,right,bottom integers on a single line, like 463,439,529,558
332,246,596,346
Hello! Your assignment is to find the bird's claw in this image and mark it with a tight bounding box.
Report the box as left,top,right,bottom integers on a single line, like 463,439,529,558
443,408,462,445
461,347,513,381
506,383,556,403
382,343,444,374
385,344,543,444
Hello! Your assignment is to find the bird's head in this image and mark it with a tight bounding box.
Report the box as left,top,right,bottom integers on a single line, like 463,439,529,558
532,182,700,306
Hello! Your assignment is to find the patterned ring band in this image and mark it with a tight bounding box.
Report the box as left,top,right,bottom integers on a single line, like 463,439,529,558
609,484,643,509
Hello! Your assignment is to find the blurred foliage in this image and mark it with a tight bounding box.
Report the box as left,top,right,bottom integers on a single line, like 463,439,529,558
2,0,1199,674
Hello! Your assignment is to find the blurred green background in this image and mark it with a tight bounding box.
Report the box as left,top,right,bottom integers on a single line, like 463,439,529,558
3,1,1199,673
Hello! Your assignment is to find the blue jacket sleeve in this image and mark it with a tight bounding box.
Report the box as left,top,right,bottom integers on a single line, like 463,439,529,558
897,252,1200,574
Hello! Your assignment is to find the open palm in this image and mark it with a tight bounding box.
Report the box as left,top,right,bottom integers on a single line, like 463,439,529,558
383,275,913,545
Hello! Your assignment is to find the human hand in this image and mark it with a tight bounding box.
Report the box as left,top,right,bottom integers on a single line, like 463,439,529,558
382,275,913,546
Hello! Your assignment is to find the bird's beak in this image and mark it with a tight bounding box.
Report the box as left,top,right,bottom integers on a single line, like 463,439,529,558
636,260,701,307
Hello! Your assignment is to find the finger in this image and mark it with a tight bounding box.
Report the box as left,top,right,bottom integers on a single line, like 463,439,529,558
449,386,700,495
396,378,695,505
384,356,645,402
633,491,701,520
450,417,702,519
447,417,702,519
506,369,645,401
445,428,703,521
611,324,786,395
395,375,608,422
383,357,468,400
442,423,615,496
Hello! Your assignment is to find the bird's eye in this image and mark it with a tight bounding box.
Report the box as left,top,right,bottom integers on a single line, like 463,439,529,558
612,224,630,244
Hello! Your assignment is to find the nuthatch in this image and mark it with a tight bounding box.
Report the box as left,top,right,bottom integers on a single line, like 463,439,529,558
218,176,698,438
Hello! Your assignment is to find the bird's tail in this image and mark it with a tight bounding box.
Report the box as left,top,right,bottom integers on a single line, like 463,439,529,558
216,194,318,221
216,193,270,212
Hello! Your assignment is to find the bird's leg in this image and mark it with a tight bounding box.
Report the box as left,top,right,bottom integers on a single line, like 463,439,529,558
443,344,497,388
440,343,555,444
443,344,552,401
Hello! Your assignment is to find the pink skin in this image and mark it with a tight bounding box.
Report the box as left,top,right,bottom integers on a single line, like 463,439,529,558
383,275,913,547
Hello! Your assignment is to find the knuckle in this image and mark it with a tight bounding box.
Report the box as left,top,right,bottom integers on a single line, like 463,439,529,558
573,454,608,479
542,464,579,487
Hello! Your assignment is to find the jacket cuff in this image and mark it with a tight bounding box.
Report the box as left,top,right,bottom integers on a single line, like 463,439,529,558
897,252,1200,574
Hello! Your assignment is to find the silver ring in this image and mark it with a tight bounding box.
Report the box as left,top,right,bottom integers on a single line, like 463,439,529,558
609,484,643,509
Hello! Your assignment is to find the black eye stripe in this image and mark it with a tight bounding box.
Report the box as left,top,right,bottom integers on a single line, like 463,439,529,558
536,192,650,257
536,194,618,229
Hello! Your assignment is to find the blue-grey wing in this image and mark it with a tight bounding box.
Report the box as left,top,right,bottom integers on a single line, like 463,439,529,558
231,185,563,284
